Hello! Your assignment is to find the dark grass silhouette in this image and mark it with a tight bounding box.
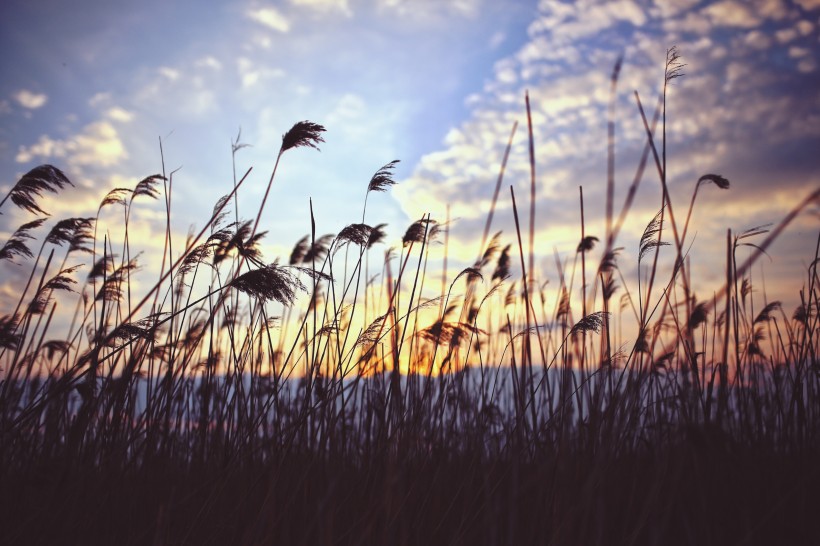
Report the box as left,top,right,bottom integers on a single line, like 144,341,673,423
1,49,820,545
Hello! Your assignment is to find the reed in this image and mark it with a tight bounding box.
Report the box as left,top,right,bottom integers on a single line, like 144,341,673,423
1,49,819,545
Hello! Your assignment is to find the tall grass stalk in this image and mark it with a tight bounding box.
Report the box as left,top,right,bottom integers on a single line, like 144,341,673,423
1,52,819,545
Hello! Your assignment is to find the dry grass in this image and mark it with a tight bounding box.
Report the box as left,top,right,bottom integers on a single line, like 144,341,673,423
1,51,819,545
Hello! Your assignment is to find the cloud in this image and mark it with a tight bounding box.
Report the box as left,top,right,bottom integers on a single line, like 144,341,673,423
88,92,112,108
376,0,482,20
247,6,291,33
237,57,286,89
651,0,702,18
796,19,815,34
15,121,127,167
662,9,712,33
489,31,506,49
775,19,816,44
106,107,134,123
744,30,772,50
703,1,761,27
130,62,220,119
195,56,223,70
797,58,817,73
326,93,367,123
392,0,820,314
795,0,820,10
290,0,352,16
13,90,48,110
757,0,791,20
527,0,648,45
158,67,180,81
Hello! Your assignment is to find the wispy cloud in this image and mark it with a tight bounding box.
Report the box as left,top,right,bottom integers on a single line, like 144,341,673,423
15,121,127,167
393,0,820,309
195,56,223,71
158,67,181,81
376,0,482,20
3,0,817,318
13,90,48,110
290,0,352,17
237,57,286,89
247,6,291,33
703,1,761,27
106,107,134,123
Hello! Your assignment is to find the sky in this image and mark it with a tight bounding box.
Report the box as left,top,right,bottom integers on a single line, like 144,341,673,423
1,0,819,328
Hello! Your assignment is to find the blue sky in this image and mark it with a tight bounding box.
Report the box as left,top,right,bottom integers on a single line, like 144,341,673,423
1,0,819,321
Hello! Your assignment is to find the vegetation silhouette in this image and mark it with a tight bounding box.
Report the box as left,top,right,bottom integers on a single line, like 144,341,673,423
1,50,819,545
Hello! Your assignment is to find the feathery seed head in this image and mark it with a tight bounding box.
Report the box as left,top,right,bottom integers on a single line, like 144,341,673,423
665,45,686,84
6,164,73,216
367,160,400,193
688,301,710,330
99,188,131,209
0,219,46,262
402,217,436,246
697,173,730,190
281,121,326,153
577,235,599,253
337,223,373,247
229,264,306,306
639,207,669,262
132,174,166,200
366,223,388,249
571,311,609,336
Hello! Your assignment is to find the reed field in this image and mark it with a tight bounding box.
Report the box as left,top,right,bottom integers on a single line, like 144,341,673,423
1,49,819,545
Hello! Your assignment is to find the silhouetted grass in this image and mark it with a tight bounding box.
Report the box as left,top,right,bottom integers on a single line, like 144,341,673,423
1,50,819,545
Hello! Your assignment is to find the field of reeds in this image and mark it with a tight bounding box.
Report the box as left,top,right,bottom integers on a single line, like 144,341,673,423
2,49,819,545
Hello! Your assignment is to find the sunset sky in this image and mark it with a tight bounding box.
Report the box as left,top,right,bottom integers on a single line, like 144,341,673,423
1,0,819,321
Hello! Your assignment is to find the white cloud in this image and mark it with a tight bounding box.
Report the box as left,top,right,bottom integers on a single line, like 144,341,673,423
376,0,481,20
88,92,111,108
704,1,761,27
252,34,273,49
494,59,518,85
663,10,712,33
247,7,291,32
15,121,127,167
238,57,260,87
158,66,180,81
106,107,134,123
528,0,647,46
611,0,648,26
131,63,220,119
652,0,701,18
290,0,352,16
391,0,820,322
13,90,48,110
237,57,286,89
195,56,223,70
68,121,127,167
489,31,506,50
327,93,367,123
15,136,58,163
